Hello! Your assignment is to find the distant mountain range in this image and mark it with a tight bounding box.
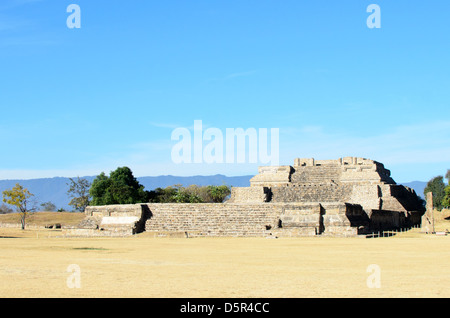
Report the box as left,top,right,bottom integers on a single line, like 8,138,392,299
402,181,427,199
0,175,426,211
0,175,253,211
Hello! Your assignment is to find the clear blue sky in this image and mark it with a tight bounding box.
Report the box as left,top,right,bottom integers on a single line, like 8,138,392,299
0,0,449,183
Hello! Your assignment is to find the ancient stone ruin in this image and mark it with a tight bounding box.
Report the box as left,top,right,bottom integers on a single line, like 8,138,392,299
64,157,425,237
421,192,435,234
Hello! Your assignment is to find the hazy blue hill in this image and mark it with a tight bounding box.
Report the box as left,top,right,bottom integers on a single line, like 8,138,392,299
401,181,427,198
0,176,96,211
137,174,252,190
0,175,252,211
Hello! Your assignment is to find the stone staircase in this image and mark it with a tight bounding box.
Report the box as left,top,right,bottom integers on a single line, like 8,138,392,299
270,184,352,203
291,165,342,184
145,203,282,237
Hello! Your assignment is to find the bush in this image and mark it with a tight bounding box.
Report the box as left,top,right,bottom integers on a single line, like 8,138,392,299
148,184,231,203
90,167,149,205
424,176,446,211
0,203,14,214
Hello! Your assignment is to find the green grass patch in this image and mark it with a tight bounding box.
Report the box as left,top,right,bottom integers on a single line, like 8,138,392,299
72,247,108,251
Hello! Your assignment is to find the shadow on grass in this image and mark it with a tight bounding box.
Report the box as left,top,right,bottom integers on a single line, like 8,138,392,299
72,247,108,251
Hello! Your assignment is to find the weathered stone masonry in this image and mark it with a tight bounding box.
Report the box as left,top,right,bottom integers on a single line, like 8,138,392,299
66,157,425,237
230,157,424,233
76,201,368,237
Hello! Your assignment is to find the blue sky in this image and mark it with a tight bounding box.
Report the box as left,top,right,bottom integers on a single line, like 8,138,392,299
0,0,449,183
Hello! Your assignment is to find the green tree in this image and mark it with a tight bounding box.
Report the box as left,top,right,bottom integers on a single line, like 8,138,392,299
442,185,450,209
173,185,204,203
90,167,149,205
147,184,231,203
148,185,203,203
2,183,35,229
424,176,446,211
40,201,57,212
0,203,14,214
207,185,231,203
89,172,111,206
172,190,200,203
108,167,148,204
67,177,91,212
148,186,176,203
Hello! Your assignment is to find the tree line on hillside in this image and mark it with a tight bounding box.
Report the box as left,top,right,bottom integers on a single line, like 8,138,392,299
89,167,231,205
0,176,91,215
1,166,231,229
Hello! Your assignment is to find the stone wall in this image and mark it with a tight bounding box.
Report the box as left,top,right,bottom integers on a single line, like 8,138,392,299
228,186,270,203
253,157,396,188
249,166,293,187
144,202,369,237
270,184,353,203
290,165,342,184
75,204,148,236
144,203,281,237
85,204,143,218
0,223,46,230
73,201,372,237
347,184,381,213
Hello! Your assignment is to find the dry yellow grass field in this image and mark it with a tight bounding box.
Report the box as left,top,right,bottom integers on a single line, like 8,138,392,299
0,211,449,298
0,212,85,227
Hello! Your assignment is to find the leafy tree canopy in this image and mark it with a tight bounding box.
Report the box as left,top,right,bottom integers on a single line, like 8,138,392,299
424,176,446,211
67,177,91,212
148,184,231,203
40,201,57,212
2,183,35,229
442,185,450,209
90,167,149,205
